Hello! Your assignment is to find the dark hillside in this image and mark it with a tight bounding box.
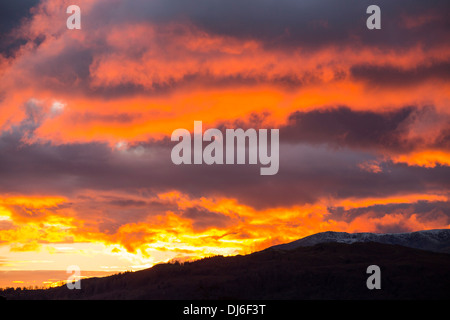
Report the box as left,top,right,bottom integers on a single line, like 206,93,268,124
4,242,450,300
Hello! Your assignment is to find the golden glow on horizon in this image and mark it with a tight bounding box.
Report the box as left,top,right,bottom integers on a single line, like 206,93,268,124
1,191,449,282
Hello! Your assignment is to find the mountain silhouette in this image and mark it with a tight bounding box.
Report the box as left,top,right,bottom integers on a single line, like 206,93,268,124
3,230,450,300
269,229,450,253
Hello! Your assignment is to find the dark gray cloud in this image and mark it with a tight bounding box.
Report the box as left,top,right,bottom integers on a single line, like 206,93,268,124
0,1,39,33
329,200,450,222
70,195,178,234
80,73,317,99
282,106,415,151
350,60,450,87
86,0,450,49
327,200,450,233
70,112,143,124
281,106,450,153
1,104,450,210
0,0,41,56
434,128,450,150
181,206,233,231
15,41,94,92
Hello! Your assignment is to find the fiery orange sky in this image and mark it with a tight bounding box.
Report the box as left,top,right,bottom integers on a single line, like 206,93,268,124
0,0,449,288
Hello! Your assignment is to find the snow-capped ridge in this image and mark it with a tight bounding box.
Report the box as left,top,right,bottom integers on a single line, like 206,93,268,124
269,229,450,253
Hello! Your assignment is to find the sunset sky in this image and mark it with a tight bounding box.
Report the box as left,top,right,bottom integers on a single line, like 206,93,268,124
0,0,449,288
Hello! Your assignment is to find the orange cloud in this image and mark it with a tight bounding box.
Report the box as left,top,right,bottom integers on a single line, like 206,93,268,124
392,150,450,168
2,14,450,144
2,190,447,261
